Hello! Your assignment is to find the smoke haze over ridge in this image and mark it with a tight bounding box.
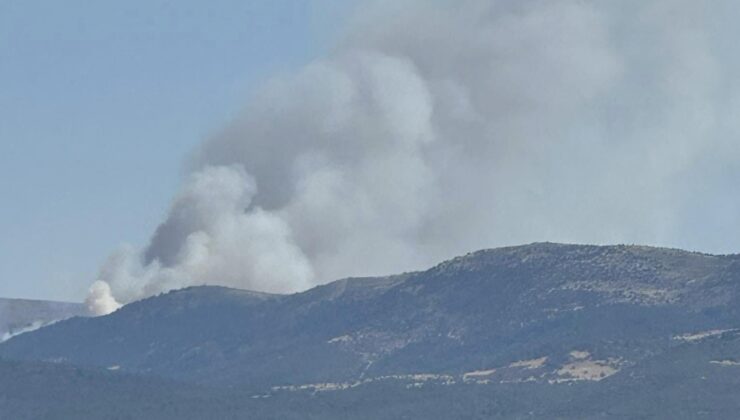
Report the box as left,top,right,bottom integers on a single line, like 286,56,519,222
88,0,740,314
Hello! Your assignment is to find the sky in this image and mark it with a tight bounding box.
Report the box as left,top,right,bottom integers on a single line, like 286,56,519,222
0,0,356,301
3,1,740,308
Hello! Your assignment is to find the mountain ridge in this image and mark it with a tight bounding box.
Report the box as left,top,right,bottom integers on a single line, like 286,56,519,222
3,242,740,418
0,297,87,342
3,243,740,383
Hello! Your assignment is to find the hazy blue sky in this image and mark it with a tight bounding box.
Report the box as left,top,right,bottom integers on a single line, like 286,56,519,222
0,0,355,301
5,1,740,306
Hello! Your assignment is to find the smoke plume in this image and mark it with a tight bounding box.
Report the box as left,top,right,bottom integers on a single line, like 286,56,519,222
87,0,740,315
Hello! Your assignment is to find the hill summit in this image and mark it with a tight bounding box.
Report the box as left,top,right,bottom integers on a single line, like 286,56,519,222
2,243,740,418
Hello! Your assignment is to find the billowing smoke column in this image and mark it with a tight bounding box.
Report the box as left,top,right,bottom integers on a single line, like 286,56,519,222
88,0,740,314
87,165,314,312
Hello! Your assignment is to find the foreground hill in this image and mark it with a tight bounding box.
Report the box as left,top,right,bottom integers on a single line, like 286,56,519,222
3,243,740,418
0,297,87,341
0,359,225,420
4,330,740,419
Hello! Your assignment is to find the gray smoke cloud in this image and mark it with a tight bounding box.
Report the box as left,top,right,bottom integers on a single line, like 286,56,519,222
87,0,740,314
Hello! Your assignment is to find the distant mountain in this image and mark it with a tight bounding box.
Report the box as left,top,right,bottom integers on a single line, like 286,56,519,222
3,243,740,418
0,297,87,342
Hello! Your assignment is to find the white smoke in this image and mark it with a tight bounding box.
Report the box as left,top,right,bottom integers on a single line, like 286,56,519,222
89,0,740,314
88,165,314,313
85,280,122,315
1,320,53,343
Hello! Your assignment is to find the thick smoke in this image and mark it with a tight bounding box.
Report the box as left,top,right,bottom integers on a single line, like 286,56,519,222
88,0,740,314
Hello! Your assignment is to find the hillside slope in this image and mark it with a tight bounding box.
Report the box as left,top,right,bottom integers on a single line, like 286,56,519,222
4,330,740,420
3,243,740,393
0,297,87,341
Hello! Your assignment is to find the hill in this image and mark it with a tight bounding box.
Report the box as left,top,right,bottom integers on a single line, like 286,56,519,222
0,297,87,342
3,243,740,418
